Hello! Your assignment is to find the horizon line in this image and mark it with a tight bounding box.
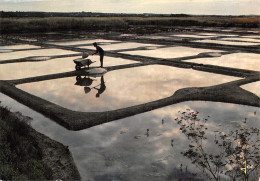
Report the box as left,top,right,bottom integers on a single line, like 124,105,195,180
1,11,260,16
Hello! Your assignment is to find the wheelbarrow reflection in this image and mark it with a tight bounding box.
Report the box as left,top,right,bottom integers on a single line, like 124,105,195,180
75,76,106,97
75,76,95,86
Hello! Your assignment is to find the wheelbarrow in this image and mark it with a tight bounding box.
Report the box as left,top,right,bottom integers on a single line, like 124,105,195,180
73,52,96,71
73,58,96,71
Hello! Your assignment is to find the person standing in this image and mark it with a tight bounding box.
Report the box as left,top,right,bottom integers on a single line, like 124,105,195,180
92,42,104,67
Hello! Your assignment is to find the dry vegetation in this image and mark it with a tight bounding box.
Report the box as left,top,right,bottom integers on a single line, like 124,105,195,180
232,17,260,23
0,16,259,33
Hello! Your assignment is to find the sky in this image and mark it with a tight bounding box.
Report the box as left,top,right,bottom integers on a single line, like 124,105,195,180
1,0,260,15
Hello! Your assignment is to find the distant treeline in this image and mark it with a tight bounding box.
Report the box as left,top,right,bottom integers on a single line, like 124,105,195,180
0,11,193,18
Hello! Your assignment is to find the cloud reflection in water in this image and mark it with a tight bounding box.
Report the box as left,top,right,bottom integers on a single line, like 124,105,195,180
0,93,259,181
122,46,221,59
17,65,239,112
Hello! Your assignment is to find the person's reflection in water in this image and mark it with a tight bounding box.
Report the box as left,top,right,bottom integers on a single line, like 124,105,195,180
94,76,106,98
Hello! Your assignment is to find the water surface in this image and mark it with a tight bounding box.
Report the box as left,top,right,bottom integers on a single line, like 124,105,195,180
0,93,258,181
221,37,260,43
122,46,221,59
241,36,260,39
197,33,238,37
170,34,216,38
78,42,161,51
0,48,76,61
183,53,260,71
192,39,259,46
241,81,260,97
17,65,239,112
50,39,120,46
137,36,173,40
0,56,137,80
0,44,40,50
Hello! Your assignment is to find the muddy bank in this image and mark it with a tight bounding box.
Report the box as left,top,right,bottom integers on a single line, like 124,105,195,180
0,105,81,180
28,124,81,180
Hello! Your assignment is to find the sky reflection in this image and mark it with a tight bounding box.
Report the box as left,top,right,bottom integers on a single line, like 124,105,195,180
0,44,39,50
184,53,260,71
78,42,161,51
17,65,239,112
241,81,260,97
170,34,216,39
221,37,260,43
0,93,259,181
197,33,238,36
0,48,76,61
122,46,221,59
50,39,120,46
0,56,137,80
0,57,75,80
192,39,260,46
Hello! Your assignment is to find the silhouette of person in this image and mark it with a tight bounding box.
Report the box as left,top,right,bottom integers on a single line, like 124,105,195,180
92,42,104,67
94,76,106,98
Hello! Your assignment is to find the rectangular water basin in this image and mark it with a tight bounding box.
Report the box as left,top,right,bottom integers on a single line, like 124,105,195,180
192,39,259,46
121,46,221,59
241,81,260,97
78,42,161,51
50,39,120,46
0,57,137,80
0,44,40,50
170,34,216,38
184,53,260,71
0,48,77,61
137,36,174,40
197,33,238,37
221,37,260,43
17,65,239,112
241,36,260,39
